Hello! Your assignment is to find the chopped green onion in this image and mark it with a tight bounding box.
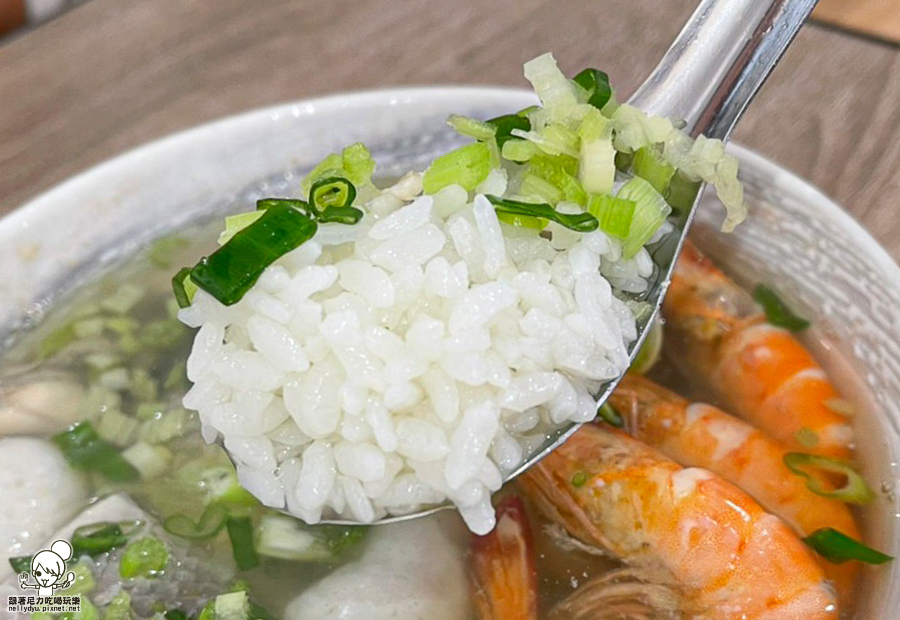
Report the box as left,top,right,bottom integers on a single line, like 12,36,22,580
630,317,663,374
572,68,613,111
122,442,172,479
448,114,497,141
500,138,538,162
579,137,616,194
664,170,702,212
614,150,634,172
485,195,598,233
802,528,893,565
317,205,365,225
497,212,547,230
486,113,532,149
38,322,77,358
172,267,198,309
218,211,266,245
164,502,229,540
72,521,132,557
255,513,366,562
190,203,318,306
72,596,100,619
577,108,610,142
783,452,875,504
753,284,810,332
598,402,624,427
340,143,377,187
214,590,251,620
632,145,675,195
309,176,357,213
520,174,564,204
62,558,96,595
226,516,260,571
616,177,672,259
103,591,132,620
54,422,140,483
587,194,635,239
571,471,589,487
8,555,31,574
256,197,311,213
326,525,367,556
422,142,492,194
120,536,169,578
300,153,343,197
528,153,586,206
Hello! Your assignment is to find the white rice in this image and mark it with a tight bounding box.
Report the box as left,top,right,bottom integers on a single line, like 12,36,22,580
178,176,649,534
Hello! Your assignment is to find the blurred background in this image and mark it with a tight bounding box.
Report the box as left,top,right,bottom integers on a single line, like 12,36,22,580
1,0,898,256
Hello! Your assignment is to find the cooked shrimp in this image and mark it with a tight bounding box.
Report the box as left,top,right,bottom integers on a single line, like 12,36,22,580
469,495,538,620
663,241,853,458
610,372,859,601
517,424,839,620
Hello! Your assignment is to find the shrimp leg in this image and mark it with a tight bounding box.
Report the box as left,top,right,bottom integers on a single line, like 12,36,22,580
470,494,538,620
663,241,853,458
610,372,859,601
518,424,839,620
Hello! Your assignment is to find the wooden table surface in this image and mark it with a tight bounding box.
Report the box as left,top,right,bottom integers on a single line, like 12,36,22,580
1,0,899,259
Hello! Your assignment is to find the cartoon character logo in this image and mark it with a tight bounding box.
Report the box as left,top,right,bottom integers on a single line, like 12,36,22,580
19,540,76,597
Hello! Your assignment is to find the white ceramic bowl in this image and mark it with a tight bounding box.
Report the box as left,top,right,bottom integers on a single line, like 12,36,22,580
0,88,897,617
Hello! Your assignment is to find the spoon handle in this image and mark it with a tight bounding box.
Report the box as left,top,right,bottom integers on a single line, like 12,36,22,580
627,0,819,141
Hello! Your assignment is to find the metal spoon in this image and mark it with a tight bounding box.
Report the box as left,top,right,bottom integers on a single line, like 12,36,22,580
320,0,819,525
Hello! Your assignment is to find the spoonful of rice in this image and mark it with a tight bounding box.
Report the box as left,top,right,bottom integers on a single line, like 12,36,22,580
173,0,819,533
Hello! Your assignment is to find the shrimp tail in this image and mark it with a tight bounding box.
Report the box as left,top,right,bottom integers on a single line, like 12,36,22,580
470,494,539,620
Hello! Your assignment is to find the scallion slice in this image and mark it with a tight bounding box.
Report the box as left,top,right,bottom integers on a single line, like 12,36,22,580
587,194,635,239
190,203,318,306
119,536,169,578
500,138,538,162
616,177,671,259
72,522,130,557
309,177,357,214
528,153,587,205
485,195,598,233
497,211,547,230
172,267,198,309
597,402,624,427
783,452,875,504
802,528,893,565
422,142,492,193
487,113,532,149
164,502,229,540
630,317,664,374
53,422,140,482
752,284,810,332
572,68,613,111
256,198,311,214
632,145,675,195
226,516,260,571
218,211,266,245
448,114,497,141
664,170,702,212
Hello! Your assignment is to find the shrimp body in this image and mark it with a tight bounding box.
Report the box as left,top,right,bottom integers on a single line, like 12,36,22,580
610,373,859,600
518,424,838,620
664,242,853,458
